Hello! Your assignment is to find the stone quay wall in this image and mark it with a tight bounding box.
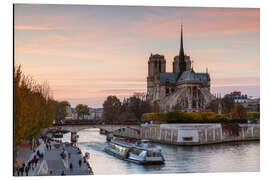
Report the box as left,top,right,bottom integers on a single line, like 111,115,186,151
112,123,260,145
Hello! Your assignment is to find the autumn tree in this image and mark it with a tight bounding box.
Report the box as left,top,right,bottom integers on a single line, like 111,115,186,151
75,104,90,119
230,104,247,120
126,94,152,122
51,100,70,123
14,65,55,149
102,96,121,124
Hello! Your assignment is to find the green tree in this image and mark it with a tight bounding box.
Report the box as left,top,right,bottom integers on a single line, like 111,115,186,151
75,104,90,119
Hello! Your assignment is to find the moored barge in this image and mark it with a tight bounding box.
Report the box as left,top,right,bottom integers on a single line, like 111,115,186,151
104,137,165,165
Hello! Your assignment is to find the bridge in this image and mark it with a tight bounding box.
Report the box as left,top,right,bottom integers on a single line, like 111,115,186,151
48,124,141,134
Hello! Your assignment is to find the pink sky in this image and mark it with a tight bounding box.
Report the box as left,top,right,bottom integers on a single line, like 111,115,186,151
14,5,260,107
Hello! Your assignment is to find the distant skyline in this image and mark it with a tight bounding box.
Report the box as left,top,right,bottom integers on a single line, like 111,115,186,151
14,4,260,108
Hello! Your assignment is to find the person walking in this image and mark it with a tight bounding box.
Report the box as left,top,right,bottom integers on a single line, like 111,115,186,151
31,159,34,170
25,166,29,176
16,167,20,176
69,163,73,172
61,170,65,176
20,166,24,176
37,150,40,158
78,159,82,168
34,158,38,167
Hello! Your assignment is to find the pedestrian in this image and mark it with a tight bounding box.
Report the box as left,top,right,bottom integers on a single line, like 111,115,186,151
34,158,38,167
37,150,40,158
31,159,35,169
20,166,24,176
27,162,31,172
83,157,86,163
25,166,29,176
78,159,82,168
16,168,20,176
61,170,65,176
49,170,53,175
46,143,49,150
68,152,71,159
69,163,73,171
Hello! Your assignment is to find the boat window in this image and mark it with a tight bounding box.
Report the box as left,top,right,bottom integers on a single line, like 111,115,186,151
139,150,146,157
131,148,144,156
110,143,127,153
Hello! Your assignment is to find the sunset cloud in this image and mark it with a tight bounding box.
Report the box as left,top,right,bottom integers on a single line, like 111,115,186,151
15,25,57,30
14,5,260,107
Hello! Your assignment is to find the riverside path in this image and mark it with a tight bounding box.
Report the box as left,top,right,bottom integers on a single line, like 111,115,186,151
17,138,93,176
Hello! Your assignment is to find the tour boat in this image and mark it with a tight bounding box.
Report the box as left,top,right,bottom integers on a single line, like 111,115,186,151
104,137,165,165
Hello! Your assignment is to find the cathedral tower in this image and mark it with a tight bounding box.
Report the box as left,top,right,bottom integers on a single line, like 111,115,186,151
146,54,166,101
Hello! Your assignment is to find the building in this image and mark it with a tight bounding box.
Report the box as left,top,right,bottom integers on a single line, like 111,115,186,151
224,91,248,103
146,25,215,112
224,91,260,112
89,108,103,120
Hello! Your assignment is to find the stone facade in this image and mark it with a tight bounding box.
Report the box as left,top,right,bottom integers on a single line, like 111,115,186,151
113,124,260,145
146,26,215,112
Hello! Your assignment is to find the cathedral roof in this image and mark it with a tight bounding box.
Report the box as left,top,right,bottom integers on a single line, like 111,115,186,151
177,69,209,85
196,73,210,84
160,73,177,84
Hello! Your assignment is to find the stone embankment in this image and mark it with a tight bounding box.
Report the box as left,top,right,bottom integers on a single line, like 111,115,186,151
112,123,260,145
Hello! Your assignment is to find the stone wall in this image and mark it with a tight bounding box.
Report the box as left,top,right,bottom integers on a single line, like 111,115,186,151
113,123,260,145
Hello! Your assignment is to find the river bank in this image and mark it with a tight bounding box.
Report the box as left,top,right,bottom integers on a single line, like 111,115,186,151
14,135,93,176
112,123,260,145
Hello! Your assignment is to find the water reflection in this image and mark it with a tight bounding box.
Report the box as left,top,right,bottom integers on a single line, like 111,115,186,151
62,128,259,175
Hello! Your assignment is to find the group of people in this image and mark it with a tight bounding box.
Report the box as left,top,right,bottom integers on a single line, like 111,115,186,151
59,156,92,175
16,151,42,176
16,133,94,176
42,135,53,151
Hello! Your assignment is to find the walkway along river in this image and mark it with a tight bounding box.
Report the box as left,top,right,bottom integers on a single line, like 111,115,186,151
62,128,259,175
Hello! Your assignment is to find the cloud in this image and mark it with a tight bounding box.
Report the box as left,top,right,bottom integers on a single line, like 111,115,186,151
211,85,260,98
131,8,259,39
196,8,259,18
14,25,57,31
190,48,234,54
247,56,260,61
212,76,259,87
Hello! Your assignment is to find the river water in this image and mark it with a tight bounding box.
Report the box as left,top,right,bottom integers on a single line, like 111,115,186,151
62,128,259,175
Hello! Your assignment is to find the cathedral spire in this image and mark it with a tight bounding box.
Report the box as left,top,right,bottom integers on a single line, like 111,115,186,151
178,23,186,76
180,24,184,57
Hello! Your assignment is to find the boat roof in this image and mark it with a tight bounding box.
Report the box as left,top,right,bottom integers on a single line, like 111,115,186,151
110,138,162,151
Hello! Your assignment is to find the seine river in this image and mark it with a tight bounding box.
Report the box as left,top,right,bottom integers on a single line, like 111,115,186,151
63,128,259,175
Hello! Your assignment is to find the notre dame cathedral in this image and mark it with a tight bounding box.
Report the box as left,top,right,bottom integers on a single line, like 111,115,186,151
146,25,216,112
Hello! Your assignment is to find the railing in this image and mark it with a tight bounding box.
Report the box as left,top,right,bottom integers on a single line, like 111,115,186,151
60,120,141,126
